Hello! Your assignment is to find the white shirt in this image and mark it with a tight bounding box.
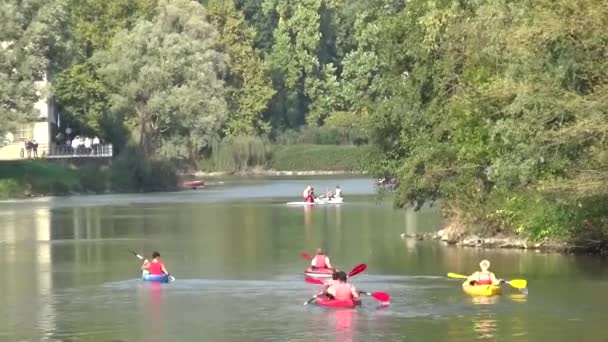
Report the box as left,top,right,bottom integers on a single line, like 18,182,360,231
71,138,80,149
93,137,100,145
335,188,342,197
84,138,92,148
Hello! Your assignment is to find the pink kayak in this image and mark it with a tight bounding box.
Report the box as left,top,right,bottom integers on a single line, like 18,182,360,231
315,296,361,308
304,267,333,278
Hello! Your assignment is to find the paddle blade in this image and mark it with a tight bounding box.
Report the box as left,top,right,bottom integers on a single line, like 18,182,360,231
305,277,324,285
447,272,468,279
507,279,527,289
300,252,313,260
369,292,390,302
348,264,367,277
130,250,144,260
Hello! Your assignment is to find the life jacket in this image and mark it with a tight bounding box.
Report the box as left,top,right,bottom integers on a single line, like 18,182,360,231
477,272,492,285
313,254,327,268
148,259,164,275
305,194,315,203
332,283,354,300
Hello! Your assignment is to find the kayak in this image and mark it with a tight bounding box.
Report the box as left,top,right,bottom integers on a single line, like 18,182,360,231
305,267,334,278
462,283,502,296
181,180,205,189
286,198,344,206
314,295,361,308
142,272,170,283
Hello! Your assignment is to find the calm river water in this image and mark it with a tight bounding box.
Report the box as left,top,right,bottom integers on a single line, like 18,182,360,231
1,177,607,341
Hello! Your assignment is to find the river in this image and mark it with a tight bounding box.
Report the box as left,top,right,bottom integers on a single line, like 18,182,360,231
0,177,607,341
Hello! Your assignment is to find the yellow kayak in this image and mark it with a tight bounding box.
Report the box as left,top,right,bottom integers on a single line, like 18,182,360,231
462,283,502,296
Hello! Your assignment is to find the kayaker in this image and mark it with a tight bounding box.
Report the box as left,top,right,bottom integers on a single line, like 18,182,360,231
334,186,342,199
325,187,334,199
323,270,341,287
306,187,317,203
141,251,169,275
466,259,502,285
311,248,333,269
326,271,359,300
303,186,311,200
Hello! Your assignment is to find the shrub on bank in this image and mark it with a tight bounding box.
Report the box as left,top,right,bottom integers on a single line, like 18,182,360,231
199,136,271,173
270,144,371,171
0,160,79,197
110,149,177,192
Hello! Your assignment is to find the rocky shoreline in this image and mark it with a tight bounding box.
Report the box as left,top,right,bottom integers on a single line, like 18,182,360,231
400,229,608,256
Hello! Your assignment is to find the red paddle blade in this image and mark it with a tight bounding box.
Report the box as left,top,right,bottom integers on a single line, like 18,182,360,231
300,252,313,260
305,277,324,285
348,264,367,277
370,292,390,302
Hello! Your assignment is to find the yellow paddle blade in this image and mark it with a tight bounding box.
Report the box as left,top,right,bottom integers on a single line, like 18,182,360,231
507,279,527,289
447,272,468,279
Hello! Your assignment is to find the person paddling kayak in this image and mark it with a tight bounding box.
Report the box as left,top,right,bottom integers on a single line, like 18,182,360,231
466,259,503,285
323,270,340,287
303,186,316,203
141,251,169,276
334,185,342,199
326,271,359,300
311,248,333,270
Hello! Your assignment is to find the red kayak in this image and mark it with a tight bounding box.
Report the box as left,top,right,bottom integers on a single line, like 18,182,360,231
181,180,205,189
304,267,333,278
315,295,361,308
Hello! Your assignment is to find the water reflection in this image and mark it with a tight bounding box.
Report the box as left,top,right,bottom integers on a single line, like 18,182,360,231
472,315,497,340
139,283,165,341
332,309,355,342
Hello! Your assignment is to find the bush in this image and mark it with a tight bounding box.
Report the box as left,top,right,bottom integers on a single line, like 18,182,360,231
203,136,271,173
270,144,372,171
274,126,368,145
110,149,177,192
0,179,21,198
0,160,79,197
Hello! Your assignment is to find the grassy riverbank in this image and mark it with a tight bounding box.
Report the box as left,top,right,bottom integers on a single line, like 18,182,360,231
0,154,177,199
199,142,372,173
0,160,79,198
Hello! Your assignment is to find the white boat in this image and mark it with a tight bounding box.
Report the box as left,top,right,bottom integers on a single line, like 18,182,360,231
286,197,343,205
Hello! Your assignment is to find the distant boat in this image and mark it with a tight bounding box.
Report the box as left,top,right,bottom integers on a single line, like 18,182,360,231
180,180,205,189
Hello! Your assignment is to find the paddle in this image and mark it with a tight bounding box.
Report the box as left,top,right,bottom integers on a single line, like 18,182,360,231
358,291,390,303
447,272,527,289
130,251,175,282
300,252,313,260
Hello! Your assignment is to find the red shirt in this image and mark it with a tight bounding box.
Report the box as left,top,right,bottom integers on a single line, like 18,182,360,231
148,259,165,275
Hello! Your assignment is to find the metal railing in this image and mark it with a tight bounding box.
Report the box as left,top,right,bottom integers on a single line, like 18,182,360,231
46,144,113,158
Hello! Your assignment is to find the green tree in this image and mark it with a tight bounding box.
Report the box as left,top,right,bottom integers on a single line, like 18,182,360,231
206,0,275,137
53,0,157,140
0,0,72,137
94,0,228,161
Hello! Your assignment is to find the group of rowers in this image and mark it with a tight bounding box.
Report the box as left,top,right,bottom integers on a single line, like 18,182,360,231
139,250,502,302
308,249,504,302
303,185,343,203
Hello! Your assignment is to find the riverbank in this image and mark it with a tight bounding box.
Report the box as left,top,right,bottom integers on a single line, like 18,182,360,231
401,226,608,256
0,156,177,199
187,169,367,177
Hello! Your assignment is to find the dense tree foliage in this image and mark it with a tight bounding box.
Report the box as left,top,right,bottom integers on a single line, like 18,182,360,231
362,0,608,239
3,0,607,239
